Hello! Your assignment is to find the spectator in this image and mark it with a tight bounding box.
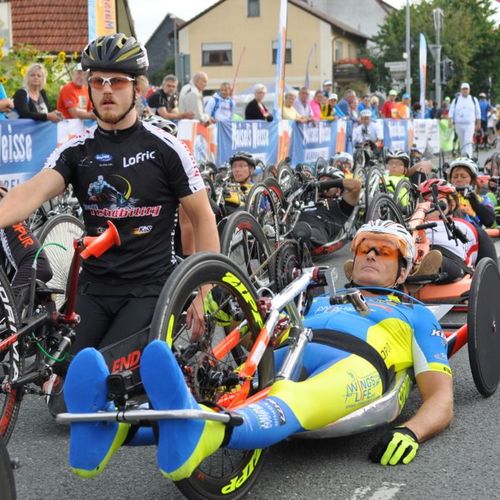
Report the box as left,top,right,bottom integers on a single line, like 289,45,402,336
148,74,193,121
349,95,359,122
13,63,63,122
337,88,356,118
396,93,411,119
204,82,234,121
134,75,152,119
245,83,273,121
370,95,380,120
380,89,398,119
179,71,212,125
56,63,94,120
425,99,437,119
0,82,14,120
352,109,382,148
322,79,333,97
294,87,313,120
282,92,307,122
448,82,481,158
436,96,451,119
357,94,371,114
478,92,493,134
412,102,423,119
320,93,345,120
310,89,324,121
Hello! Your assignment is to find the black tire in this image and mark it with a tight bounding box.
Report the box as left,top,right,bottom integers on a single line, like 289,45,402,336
149,253,273,500
0,436,16,500
202,173,216,202
467,257,500,397
37,214,85,311
244,182,280,246
277,163,294,193
364,165,386,210
0,267,23,443
366,193,405,224
271,240,304,292
393,178,417,219
220,211,274,292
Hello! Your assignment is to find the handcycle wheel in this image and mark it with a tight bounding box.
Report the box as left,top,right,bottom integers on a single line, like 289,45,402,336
149,253,274,500
0,436,16,500
277,163,294,193
364,165,386,210
365,192,405,224
271,240,305,291
202,173,217,202
467,257,500,397
37,214,85,311
220,211,274,292
393,178,417,219
0,267,23,443
244,182,280,246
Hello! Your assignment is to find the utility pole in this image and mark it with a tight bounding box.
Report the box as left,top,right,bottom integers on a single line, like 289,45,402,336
433,8,444,105
405,0,411,95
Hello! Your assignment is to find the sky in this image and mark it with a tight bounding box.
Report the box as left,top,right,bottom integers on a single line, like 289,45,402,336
128,0,500,44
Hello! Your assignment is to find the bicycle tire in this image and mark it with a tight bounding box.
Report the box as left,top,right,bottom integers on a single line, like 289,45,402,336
220,211,274,292
244,182,280,246
393,178,417,219
0,436,16,500
366,192,405,225
0,266,23,443
277,163,294,193
37,214,85,311
364,165,386,210
149,252,273,500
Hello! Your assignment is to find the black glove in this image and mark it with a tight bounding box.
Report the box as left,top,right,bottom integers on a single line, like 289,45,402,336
369,426,419,465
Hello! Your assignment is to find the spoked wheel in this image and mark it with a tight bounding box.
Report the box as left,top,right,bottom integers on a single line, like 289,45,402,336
366,193,405,224
244,182,280,247
37,214,85,311
149,253,274,500
364,165,386,209
0,267,23,443
467,257,500,397
220,211,274,292
393,178,417,219
277,163,294,193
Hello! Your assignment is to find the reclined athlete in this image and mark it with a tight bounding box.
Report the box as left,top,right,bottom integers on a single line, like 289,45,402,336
64,219,453,479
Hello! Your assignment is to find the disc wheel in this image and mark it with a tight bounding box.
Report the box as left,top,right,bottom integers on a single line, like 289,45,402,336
467,257,500,397
220,211,274,292
365,192,405,224
149,253,274,500
37,214,85,311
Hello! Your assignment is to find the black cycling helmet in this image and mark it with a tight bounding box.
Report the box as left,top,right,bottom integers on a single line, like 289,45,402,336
317,165,345,180
386,150,410,169
142,114,177,136
229,152,256,168
81,33,149,76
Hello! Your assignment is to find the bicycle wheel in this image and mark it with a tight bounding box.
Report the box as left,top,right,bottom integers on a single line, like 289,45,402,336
366,192,405,224
277,163,294,193
220,211,274,292
149,253,274,500
0,436,16,500
244,182,280,246
37,214,85,311
364,165,386,210
393,178,417,219
0,267,23,443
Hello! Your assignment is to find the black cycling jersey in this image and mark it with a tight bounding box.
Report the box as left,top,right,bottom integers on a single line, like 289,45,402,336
293,198,354,247
147,89,178,114
44,120,204,291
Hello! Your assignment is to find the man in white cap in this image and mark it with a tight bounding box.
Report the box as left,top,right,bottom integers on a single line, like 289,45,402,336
448,83,481,157
352,109,382,148
322,79,333,97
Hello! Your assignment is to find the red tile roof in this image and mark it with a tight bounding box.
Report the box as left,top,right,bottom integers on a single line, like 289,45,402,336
12,0,88,52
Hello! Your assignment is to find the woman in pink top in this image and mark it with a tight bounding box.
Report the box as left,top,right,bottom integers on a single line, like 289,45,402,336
310,89,324,121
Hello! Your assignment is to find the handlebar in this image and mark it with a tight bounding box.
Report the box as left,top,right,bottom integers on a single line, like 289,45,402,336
306,179,344,192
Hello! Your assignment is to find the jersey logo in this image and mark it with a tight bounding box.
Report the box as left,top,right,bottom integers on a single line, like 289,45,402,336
123,150,156,168
95,153,113,162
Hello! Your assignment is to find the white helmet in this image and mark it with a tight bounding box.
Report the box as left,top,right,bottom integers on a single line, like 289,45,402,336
143,115,178,136
448,157,478,180
351,219,415,279
332,152,354,167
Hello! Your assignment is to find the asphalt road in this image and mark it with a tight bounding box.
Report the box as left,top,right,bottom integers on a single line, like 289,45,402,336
7,146,500,500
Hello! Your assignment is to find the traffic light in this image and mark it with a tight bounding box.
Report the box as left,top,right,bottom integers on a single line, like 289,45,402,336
442,58,454,83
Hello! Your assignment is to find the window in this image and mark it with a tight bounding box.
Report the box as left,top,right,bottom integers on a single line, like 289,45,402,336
202,42,232,66
272,40,292,64
248,0,260,17
335,40,343,61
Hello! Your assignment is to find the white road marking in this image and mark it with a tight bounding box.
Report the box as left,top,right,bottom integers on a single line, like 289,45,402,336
349,482,406,500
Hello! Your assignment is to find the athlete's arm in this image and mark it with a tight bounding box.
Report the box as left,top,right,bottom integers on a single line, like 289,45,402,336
0,169,66,228
341,178,362,206
402,371,453,442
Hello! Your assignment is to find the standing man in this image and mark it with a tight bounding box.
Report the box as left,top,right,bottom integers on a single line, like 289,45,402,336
448,83,481,158
380,89,398,119
322,79,333,97
478,92,493,136
337,88,356,118
0,34,218,359
204,82,234,121
147,74,194,121
294,87,313,120
179,72,213,126
57,63,95,120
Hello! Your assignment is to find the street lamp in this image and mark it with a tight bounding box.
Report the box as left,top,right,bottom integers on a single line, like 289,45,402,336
433,8,444,105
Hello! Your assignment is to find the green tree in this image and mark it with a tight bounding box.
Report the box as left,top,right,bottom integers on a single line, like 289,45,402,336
370,0,500,103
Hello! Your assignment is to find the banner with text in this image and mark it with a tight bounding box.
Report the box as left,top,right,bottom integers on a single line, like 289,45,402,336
383,119,409,152
178,120,218,164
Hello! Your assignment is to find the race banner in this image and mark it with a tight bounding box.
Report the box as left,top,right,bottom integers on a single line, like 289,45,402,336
88,0,116,41
412,119,440,154
178,120,217,164
277,120,292,164
0,119,57,187
216,120,279,165
383,119,409,152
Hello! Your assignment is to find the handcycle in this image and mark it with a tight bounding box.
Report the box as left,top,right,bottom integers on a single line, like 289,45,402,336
0,221,121,442
56,248,500,498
